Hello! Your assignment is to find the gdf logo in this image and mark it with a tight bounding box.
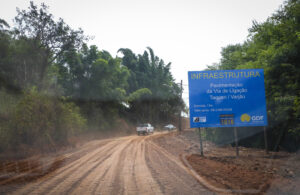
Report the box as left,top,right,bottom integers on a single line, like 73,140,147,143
252,116,264,121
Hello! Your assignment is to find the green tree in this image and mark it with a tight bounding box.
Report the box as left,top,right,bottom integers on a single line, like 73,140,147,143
13,1,86,88
207,0,300,151
119,47,183,124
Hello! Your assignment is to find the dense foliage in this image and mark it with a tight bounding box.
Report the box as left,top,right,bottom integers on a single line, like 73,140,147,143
2,0,298,154
0,2,183,153
206,0,300,152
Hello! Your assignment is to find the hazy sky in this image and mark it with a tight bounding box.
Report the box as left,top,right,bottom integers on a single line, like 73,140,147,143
1,0,285,102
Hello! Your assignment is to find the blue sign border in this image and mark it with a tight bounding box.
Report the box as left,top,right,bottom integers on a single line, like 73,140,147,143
188,69,268,128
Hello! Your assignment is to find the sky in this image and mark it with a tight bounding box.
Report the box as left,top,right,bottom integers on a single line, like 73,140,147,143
1,0,285,103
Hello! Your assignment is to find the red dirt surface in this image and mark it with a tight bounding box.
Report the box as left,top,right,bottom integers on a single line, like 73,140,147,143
187,154,273,193
1,128,299,195
150,129,300,194
180,130,300,195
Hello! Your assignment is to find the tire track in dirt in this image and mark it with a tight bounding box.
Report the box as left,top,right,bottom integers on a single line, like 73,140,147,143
135,139,163,194
109,138,138,195
11,138,125,195
5,139,113,189
121,137,163,195
8,132,213,195
145,143,190,194
145,140,213,195
88,139,136,195
121,138,139,194
50,138,134,195
93,138,134,194
70,137,135,195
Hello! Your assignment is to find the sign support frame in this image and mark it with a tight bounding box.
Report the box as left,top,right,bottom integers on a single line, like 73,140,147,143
234,127,239,157
264,126,269,154
198,128,204,156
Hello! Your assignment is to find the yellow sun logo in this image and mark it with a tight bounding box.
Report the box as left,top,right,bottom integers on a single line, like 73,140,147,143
241,114,251,122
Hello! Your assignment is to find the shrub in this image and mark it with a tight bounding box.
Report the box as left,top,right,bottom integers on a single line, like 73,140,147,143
11,87,86,151
0,89,19,152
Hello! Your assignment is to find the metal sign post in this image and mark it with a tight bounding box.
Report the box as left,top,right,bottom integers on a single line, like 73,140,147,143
234,127,239,157
264,126,269,154
198,128,204,156
179,80,182,132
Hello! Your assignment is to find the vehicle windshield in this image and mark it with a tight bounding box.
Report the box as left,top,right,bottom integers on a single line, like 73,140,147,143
0,0,298,195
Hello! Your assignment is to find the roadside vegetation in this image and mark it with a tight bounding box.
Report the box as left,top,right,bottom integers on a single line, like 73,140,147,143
205,0,300,152
0,2,183,155
0,0,299,156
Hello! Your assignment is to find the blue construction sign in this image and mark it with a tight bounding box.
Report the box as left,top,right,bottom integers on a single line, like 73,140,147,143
188,69,268,128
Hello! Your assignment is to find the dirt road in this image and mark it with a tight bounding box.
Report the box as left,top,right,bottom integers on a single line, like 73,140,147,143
6,133,213,195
